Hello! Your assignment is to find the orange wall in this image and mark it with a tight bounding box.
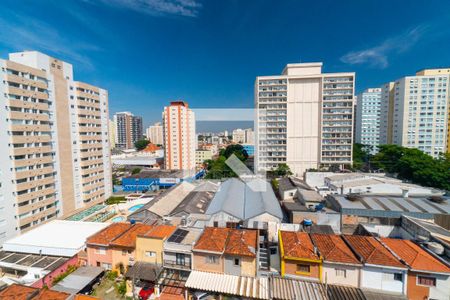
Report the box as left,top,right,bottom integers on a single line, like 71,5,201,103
407,272,430,300
284,259,320,280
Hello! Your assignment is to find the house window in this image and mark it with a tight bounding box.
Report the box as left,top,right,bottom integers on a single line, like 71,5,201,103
95,247,106,255
335,268,346,278
206,255,218,264
145,251,156,257
394,273,403,281
417,276,436,286
270,247,277,255
234,258,240,266
213,221,218,227
296,264,310,273
176,253,186,266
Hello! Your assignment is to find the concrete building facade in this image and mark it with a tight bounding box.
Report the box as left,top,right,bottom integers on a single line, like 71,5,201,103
0,51,112,244
162,101,196,171
255,63,355,176
114,112,143,149
146,122,163,145
355,88,382,153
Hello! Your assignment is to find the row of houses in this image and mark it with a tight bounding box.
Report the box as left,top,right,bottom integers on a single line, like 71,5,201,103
279,231,450,300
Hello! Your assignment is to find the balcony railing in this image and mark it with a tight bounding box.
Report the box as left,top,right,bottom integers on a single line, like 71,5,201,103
163,259,191,270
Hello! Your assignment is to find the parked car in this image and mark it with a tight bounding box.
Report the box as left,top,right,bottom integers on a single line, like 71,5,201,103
138,286,155,300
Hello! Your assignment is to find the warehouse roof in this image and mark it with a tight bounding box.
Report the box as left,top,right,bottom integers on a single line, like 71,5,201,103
2,220,108,257
206,178,283,221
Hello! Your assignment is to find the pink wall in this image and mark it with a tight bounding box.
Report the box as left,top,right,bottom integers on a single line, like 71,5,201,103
86,246,113,268
31,255,79,288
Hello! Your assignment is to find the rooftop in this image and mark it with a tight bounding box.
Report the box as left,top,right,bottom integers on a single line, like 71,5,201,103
51,266,104,295
225,229,258,257
2,220,108,257
128,169,186,179
166,227,203,246
206,178,283,221
193,227,230,253
110,224,154,248
280,231,319,260
311,234,360,265
381,238,450,274
0,251,70,272
141,224,176,239
343,235,405,268
86,223,132,247
0,284,70,300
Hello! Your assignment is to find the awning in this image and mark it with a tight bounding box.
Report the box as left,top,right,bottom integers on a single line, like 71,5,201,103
125,262,161,282
185,271,269,299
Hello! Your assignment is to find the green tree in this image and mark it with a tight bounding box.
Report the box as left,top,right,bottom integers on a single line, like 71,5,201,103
272,163,293,177
220,144,249,160
131,168,141,175
134,139,150,151
353,143,373,171
204,144,249,179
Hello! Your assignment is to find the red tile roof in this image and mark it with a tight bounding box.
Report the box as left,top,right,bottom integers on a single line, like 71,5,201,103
142,224,177,239
280,231,319,260
0,285,69,300
110,224,154,248
86,223,132,246
0,284,37,300
343,235,405,268
311,234,360,265
381,238,450,274
142,143,161,152
225,229,258,257
194,227,231,253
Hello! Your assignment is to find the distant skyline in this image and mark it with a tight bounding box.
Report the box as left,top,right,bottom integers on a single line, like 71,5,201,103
1,0,450,127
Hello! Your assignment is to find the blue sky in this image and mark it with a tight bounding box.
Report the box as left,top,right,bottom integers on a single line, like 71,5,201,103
1,0,450,127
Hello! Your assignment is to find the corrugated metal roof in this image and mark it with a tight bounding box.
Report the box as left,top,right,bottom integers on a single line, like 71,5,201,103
271,277,326,300
185,271,269,299
206,178,283,221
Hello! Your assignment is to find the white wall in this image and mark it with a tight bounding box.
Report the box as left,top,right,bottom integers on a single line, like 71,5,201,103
361,266,407,294
429,273,450,300
322,263,360,287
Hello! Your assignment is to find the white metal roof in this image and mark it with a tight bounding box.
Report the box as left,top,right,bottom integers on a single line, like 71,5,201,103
185,271,269,299
2,220,108,257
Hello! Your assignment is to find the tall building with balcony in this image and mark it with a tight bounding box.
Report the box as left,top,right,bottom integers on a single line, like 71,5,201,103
388,68,450,158
0,51,112,244
146,122,163,145
162,101,196,171
255,63,355,176
380,82,395,145
113,112,143,149
355,88,382,153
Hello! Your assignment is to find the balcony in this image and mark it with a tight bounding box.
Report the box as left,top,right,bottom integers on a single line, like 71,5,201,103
163,259,191,271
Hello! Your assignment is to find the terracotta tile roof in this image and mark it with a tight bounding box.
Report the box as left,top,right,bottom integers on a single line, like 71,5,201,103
86,223,132,246
225,229,258,257
142,143,161,152
142,224,176,239
381,238,450,273
280,231,319,260
194,227,231,253
0,284,37,300
343,235,405,268
311,234,360,264
33,289,70,300
74,295,100,300
110,224,154,248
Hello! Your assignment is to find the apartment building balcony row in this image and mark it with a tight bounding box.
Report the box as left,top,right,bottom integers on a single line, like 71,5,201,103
8,99,49,111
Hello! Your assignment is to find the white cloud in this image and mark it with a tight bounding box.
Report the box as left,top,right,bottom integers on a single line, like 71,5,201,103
90,0,202,17
340,25,428,69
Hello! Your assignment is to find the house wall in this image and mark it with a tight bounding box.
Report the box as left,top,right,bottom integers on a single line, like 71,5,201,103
322,262,360,287
283,258,320,281
111,248,135,274
224,255,256,277
135,237,164,265
281,188,297,201
207,212,241,228
361,266,407,294
31,255,79,288
192,252,223,273
87,245,113,269
407,271,450,300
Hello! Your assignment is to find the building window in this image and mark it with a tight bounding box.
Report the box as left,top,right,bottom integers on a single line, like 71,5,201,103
95,247,106,255
394,273,403,281
417,276,436,286
145,251,156,257
296,264,310,273
234,258,240,266
213,221,218,227
206,255,218,264
335,268,346,278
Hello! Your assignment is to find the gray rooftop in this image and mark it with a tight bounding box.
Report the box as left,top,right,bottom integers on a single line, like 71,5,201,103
51,266,104,294
0,251,69,272
206,178,283,221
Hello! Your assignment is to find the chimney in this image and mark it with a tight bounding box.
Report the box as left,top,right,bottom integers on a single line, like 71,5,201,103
402,189,409,198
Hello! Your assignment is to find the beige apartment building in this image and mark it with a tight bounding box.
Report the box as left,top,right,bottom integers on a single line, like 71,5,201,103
381,68,450,157
162,101,196,171
255,63,355,176
146,122,163,145
0,51,112,244
113,112,143,149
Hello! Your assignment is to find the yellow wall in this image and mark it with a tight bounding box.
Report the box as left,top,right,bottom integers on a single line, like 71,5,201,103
135,236,164,264
240,256,256,277
111,248,134,275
